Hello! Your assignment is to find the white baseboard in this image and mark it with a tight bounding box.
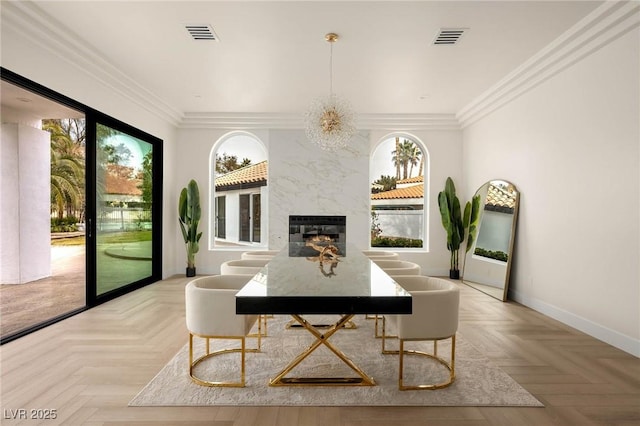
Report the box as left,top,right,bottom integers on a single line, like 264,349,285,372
510,289,640,358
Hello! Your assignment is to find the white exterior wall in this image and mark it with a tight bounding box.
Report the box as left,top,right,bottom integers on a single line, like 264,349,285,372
215,186,266,246
374,210,423,241
0,122,51,283
462,28,640,356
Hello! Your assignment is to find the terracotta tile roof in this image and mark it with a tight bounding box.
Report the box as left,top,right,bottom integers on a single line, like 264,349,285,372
371,184,423,200
215,160,268,189
396,175,423,185
486,182,517,211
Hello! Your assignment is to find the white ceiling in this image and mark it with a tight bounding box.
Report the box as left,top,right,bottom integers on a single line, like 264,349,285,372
4,1,603,119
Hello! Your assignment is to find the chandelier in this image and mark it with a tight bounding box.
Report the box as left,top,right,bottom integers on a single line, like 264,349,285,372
305,33,356,152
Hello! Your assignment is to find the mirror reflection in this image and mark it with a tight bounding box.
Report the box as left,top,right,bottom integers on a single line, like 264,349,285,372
462,180,519,301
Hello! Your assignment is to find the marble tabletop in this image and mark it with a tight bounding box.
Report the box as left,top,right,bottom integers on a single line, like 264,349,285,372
235,243,411,315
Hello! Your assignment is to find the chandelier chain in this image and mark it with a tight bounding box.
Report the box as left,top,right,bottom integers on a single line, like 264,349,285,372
329,41,333,95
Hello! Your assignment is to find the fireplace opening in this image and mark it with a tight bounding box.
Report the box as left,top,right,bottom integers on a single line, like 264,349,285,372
288,215,346,257
289,215,346,243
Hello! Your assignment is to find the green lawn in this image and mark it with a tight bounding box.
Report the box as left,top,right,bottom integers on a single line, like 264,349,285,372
51,230,152,246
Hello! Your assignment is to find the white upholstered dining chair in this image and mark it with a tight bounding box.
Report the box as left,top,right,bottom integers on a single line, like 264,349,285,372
367,260,421,335
220,259,270,335
381,275,459,390
185,274,262,387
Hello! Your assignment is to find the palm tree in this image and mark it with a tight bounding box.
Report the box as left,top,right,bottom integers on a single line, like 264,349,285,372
406,142,422,178
393,137,401,179
45,119,85,220
392,139,422,180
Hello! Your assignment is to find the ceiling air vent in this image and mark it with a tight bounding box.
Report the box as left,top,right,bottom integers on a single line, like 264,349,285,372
433,28,467,45
186,24,218,41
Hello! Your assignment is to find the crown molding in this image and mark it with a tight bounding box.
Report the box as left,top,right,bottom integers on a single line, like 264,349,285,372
457,0,640,128
6,1,634,132
179,112,460,130
357,113,460,130
179,112,303,129
1,2,459,132
1,1,183,126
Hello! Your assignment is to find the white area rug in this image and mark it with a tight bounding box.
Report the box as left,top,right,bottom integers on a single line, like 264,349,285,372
130,315,543,407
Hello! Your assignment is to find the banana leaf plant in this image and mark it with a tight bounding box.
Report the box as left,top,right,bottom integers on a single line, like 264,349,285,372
438,177,480,279
178,179,202,277
464,192,482,257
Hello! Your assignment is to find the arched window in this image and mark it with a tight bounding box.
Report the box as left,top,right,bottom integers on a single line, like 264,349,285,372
370,134,428,249
210,132,267,248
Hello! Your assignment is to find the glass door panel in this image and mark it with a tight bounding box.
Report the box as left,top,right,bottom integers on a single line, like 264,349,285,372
215,195,226,238
0,79,86,342
239,194,250,242
96,123,153,295
252,193,261,243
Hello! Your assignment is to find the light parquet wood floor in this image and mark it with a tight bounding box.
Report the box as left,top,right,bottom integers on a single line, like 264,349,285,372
1,275,638,426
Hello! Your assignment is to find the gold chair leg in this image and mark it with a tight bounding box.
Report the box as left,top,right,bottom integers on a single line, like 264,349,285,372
248,315,266,343
398,334,456,390
381,316,398,354
189,333,258,387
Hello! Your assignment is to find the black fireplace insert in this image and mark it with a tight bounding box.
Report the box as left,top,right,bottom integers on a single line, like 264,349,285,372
289,215,346,243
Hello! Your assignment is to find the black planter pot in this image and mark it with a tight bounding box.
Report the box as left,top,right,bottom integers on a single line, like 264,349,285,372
186,267,196,277
449,269,460,280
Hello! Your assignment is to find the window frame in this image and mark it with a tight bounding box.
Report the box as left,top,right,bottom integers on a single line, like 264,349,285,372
370,133,429,251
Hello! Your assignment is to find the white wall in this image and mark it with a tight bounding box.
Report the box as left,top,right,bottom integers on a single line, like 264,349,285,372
174,127,462,276
1,121,52,284
1,25,179,279
462,28,640,355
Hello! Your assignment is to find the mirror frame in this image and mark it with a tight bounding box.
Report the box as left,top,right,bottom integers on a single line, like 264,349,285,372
462,180,519,301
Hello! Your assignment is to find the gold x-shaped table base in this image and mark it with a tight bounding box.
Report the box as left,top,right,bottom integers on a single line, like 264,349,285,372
269,314,376,386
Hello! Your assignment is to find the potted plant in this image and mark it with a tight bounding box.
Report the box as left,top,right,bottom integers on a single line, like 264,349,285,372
437,177,480,279
178,179,202,277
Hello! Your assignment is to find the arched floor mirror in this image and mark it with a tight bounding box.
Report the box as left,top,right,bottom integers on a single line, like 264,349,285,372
462,180,519,301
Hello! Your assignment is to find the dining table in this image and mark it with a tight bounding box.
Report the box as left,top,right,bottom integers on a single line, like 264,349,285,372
235,241,412,386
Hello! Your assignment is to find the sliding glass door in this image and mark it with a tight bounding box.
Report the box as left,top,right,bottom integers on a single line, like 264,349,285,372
1,69,163,343
94,123,155,296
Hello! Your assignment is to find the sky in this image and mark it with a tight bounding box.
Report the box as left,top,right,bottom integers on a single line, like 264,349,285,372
216,134,267,164
370,137,399,182
106,133,151,171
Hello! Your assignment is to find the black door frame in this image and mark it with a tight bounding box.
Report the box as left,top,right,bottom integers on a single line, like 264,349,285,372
0,68,163,343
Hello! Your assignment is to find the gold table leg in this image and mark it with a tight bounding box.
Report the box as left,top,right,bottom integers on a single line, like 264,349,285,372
269,314,376,386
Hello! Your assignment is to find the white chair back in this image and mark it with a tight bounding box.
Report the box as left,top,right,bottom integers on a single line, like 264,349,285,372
185,275,257,337
362,250,399,260
220,259,269,275
241,250,280,260
373,260,421,276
